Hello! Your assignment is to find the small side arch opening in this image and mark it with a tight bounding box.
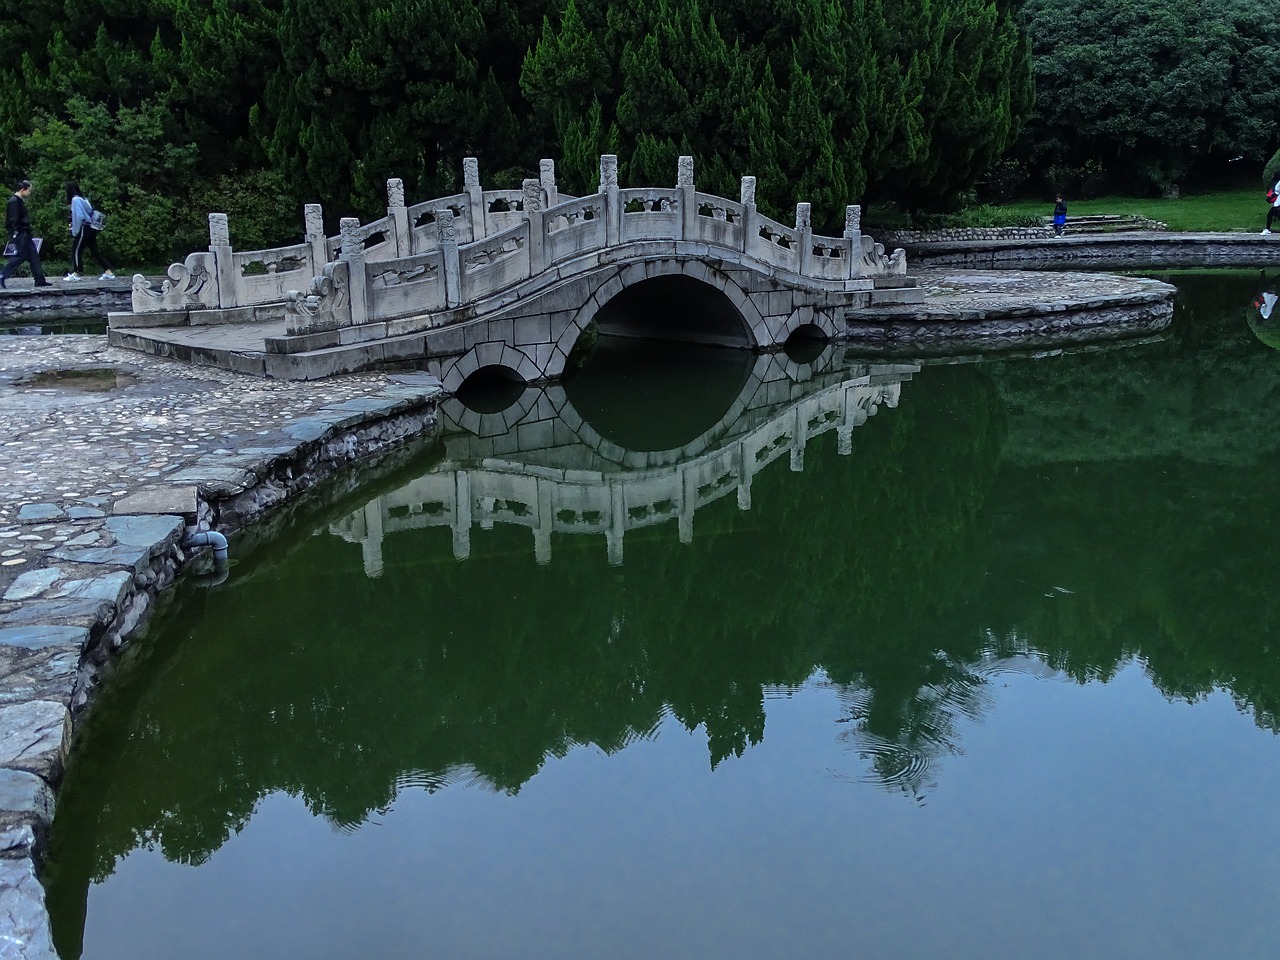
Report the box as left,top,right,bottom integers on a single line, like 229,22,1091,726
783,324,830,364
455,364,528,413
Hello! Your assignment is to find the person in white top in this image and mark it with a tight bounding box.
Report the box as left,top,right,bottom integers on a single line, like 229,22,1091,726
1264,176,1280,235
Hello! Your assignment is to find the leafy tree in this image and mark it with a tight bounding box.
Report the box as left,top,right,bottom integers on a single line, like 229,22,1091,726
1018,0,1280,193
18,97,199,265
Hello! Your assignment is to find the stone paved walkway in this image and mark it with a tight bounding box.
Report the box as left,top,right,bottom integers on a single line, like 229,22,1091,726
0,336,438,587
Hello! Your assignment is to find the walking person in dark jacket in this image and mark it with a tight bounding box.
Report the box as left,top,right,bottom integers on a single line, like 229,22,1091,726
1052,194,1068,237
0,180,51,288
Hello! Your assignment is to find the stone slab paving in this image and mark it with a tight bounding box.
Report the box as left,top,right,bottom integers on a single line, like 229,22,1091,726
845,268,1176,354
907,267,1174,318
0,333,444,958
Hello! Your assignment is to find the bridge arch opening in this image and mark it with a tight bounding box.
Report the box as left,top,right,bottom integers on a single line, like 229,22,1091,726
455,364,528,412
783,326,830,365
593,275,752,348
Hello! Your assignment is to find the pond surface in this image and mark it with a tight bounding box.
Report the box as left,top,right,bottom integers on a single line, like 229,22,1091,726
1,317,107,336
44,271,1280,959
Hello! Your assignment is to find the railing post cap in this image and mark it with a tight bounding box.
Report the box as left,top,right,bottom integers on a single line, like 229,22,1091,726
463,157,481,189
677,156,694,188
208,213,230,247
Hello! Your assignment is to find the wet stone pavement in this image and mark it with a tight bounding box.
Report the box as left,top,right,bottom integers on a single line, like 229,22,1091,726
0,334,444,959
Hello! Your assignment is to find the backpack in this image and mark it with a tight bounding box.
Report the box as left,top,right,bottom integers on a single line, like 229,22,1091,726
88,207,106,231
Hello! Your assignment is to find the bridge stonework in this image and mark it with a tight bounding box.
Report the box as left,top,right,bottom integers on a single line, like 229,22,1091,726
111,155,922,383
424,251,867,392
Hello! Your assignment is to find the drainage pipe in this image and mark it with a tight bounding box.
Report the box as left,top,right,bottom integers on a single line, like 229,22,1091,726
184,530,229,564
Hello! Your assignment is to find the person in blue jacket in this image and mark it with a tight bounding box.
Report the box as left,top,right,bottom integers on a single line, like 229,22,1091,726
64,181,114,281
1052,194,1067,237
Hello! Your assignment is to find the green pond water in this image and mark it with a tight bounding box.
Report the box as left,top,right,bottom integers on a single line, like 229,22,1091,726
44,270,1280,959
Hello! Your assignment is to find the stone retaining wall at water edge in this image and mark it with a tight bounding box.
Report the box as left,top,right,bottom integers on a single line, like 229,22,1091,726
878,226,1054,244
900,233,1280,269
0,286,131,317
0,349,445,959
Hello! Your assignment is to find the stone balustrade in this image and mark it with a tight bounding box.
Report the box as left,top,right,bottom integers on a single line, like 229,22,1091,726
130,155,907,335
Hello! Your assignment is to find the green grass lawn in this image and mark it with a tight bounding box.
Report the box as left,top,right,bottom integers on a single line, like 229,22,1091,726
995,186,1269,233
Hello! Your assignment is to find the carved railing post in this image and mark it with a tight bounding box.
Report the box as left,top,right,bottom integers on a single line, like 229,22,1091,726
339,217,369,324
736,446,753,510
304,203,326,275
844,204,862,279
208,213,236,308
540,159,559,209
679,466,695,544
523,179,545,274
740,177,758,258
387,178,410,257
438,208,461,307
796,202,813,276
361,501,385,578
464,157,487,240
677,156,695,241
600,155,620,247
534,479,553,565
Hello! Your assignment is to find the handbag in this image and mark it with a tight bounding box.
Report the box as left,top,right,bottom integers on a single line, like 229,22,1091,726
89,209,106,231
2,236,40,257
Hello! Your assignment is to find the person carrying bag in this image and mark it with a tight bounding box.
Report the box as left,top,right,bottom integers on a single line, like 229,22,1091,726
65,180,114,280
0,179,51,289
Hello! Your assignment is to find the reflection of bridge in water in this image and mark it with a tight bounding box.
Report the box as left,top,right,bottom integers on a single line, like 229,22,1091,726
330,347,919,573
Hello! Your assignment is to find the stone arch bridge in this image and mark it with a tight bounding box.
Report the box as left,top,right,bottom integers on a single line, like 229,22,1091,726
110,156,923,385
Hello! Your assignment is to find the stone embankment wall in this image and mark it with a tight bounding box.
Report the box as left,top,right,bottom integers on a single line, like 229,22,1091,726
878,226,1053,244
903,234,1278,269
0,369,443,959
0,288,130,317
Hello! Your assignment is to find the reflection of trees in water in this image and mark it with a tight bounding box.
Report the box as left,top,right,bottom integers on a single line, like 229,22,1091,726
43,280,1280,956
44,364,1004,937
834,660,993,802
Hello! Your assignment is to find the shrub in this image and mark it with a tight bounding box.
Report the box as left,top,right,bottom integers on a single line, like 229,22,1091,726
183,169,302,254
979,158,1029,203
